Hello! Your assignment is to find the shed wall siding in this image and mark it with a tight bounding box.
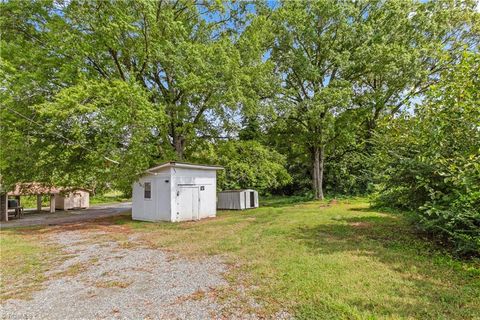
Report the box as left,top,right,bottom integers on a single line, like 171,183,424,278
217,190,259,210
55,190,90,210
132,173,171,222
217,191,242,210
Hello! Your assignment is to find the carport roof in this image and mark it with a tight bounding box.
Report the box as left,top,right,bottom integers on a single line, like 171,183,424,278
8,183,60,195
7,183,89,196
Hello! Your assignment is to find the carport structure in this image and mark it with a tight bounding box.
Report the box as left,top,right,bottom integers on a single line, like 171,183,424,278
1,183,60,222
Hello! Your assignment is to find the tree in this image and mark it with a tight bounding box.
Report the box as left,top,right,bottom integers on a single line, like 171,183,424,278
1,0,272,189
1,1,81,189
266,0,478,199
0,79,162,193
59,0,270,159
268,1,364,199
323,0,479,195
351,0,478,152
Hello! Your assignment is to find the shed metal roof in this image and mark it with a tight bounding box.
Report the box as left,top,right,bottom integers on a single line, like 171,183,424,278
219,189,256,193
146,161,224,173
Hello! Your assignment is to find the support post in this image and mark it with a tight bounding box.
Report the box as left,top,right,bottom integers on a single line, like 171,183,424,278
0,194,8,222
49,194,55,213
37,194,42,212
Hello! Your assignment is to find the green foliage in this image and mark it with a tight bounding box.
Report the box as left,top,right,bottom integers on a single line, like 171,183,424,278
1,79,164,193
324,151,373,196
37,80,164,192
0,0,271,190
268,0,359,199
263,0,477,199
191,140,291,193
374,53,480,256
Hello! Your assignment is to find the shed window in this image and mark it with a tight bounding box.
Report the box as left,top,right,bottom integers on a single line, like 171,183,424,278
144,182,152,199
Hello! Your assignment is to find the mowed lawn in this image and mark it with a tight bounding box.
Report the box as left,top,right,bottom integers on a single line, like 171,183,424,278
1,198,479,319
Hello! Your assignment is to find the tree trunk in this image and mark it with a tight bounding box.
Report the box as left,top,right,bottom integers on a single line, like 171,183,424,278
365,105,382,154
312,146,325,200
173,134,185,160
364,118,376,154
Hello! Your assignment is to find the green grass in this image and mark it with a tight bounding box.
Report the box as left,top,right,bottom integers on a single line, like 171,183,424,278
15,195,50,209
89,190,130,205
1,197,479,319
0,230,62,299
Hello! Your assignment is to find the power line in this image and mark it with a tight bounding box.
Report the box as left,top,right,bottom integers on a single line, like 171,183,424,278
2,106,120,165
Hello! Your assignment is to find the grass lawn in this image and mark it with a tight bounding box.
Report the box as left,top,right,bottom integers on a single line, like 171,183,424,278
0,230,61,299
89,190,130,205
1,197,479,319
14,190,130,209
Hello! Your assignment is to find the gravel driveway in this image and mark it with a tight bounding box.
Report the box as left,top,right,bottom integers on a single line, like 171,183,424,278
0,229,234,319
0,203,132,229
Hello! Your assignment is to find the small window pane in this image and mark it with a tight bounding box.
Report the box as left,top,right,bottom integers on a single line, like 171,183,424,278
144,182,151,199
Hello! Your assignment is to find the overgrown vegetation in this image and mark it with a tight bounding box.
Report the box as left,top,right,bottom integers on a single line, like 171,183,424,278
374,53,480,256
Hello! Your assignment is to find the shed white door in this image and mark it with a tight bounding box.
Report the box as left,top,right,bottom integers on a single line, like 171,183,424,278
177,186,199,221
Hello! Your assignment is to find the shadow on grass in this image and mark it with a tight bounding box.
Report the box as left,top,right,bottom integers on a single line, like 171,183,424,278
347,206,379,213
260,195,313,208
296,215,410,256
293,215,479,319
349,205,408,215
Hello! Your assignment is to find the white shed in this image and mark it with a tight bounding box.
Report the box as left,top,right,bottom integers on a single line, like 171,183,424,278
132,162,223,222
217,189,259,210
55,189,90,210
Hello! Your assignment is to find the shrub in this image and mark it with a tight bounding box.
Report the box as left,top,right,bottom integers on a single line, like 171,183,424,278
374,53,480,257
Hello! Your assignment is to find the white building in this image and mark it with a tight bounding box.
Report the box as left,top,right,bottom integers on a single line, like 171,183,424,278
55,189,90,210
132,162,223,222
217,189,259,210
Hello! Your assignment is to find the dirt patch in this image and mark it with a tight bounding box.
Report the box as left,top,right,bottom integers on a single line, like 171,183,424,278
319,199,338,208
349,222,372,228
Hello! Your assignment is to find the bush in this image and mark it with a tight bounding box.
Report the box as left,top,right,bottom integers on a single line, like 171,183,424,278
374,53,480,257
